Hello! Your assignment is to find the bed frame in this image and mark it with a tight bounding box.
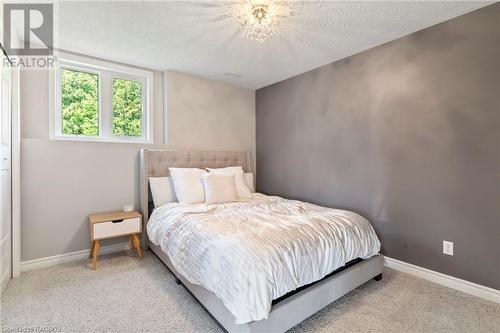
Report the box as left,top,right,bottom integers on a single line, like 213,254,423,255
139,149,383,333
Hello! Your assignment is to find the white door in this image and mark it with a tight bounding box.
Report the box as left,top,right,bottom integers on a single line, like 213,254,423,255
0,51,12,294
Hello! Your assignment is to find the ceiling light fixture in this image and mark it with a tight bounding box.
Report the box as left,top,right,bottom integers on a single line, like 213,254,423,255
234,1,289,43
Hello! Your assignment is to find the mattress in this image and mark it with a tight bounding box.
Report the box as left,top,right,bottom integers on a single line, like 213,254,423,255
147,193,381,324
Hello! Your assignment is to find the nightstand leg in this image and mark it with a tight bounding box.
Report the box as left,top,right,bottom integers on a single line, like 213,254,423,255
129,235,135,250
132,234,143,259
89,241,95,258
92,240,100,270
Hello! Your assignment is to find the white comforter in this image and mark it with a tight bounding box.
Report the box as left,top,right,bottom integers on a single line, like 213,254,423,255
147,193,380,324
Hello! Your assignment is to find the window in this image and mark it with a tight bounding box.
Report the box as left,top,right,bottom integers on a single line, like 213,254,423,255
50,53,153,143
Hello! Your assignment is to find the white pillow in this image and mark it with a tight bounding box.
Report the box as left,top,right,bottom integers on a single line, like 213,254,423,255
202,174,237,204
206,166,252,199
244,173,255,192
169,168,207,204
149,177,177,207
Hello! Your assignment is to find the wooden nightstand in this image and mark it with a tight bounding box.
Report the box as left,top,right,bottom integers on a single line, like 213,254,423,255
88,210,143,270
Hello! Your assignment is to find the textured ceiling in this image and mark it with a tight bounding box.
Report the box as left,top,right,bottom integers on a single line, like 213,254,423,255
57,1,493,89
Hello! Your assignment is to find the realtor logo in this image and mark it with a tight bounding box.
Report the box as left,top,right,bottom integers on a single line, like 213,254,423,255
3,3,53,55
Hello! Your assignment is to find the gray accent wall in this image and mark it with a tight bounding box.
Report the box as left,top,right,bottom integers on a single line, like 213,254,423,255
256,4,500,289
21,69,255,262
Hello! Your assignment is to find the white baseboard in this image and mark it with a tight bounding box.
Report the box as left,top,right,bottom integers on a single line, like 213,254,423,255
384,256,500,304
20,242,131,273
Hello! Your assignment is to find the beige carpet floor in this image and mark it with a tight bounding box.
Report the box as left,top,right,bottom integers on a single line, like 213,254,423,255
1,251,499,333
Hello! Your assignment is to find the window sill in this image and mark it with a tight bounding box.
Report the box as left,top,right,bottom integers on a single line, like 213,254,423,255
49,134,153,145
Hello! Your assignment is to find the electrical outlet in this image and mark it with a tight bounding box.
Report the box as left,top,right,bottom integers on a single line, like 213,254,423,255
443,240,454,256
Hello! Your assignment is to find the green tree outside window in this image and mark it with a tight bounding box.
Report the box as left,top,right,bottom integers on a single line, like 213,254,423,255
61,68,99,136
113,79,142,137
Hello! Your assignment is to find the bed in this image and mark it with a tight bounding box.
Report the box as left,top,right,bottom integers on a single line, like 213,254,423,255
139,149,383,333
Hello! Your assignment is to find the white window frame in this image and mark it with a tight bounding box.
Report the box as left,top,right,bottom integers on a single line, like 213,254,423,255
49,52,154,144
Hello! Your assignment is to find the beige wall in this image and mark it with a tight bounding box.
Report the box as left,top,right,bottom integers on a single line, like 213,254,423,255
165,71,255,151
21,68,255,261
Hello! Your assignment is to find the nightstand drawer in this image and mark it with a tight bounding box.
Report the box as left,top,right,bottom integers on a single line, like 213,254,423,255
93,217,141,240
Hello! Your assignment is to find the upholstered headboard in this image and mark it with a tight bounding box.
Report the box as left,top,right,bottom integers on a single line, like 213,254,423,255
139,149,253,227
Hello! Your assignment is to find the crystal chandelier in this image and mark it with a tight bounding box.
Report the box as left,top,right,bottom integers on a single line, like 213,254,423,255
234,1,289,43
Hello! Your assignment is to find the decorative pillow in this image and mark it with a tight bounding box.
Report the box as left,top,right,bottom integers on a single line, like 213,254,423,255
149,177,177,207
169,167,207,204
206,166,252,199
202,174,237,204
243,173,255,193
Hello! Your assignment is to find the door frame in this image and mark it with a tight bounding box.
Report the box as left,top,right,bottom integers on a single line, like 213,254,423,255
0,53,20,279
1,23,22,280
1,20,21,278
11,65,20,277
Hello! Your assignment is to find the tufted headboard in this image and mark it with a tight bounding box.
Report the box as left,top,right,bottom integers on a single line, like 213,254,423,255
139,149,253,229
